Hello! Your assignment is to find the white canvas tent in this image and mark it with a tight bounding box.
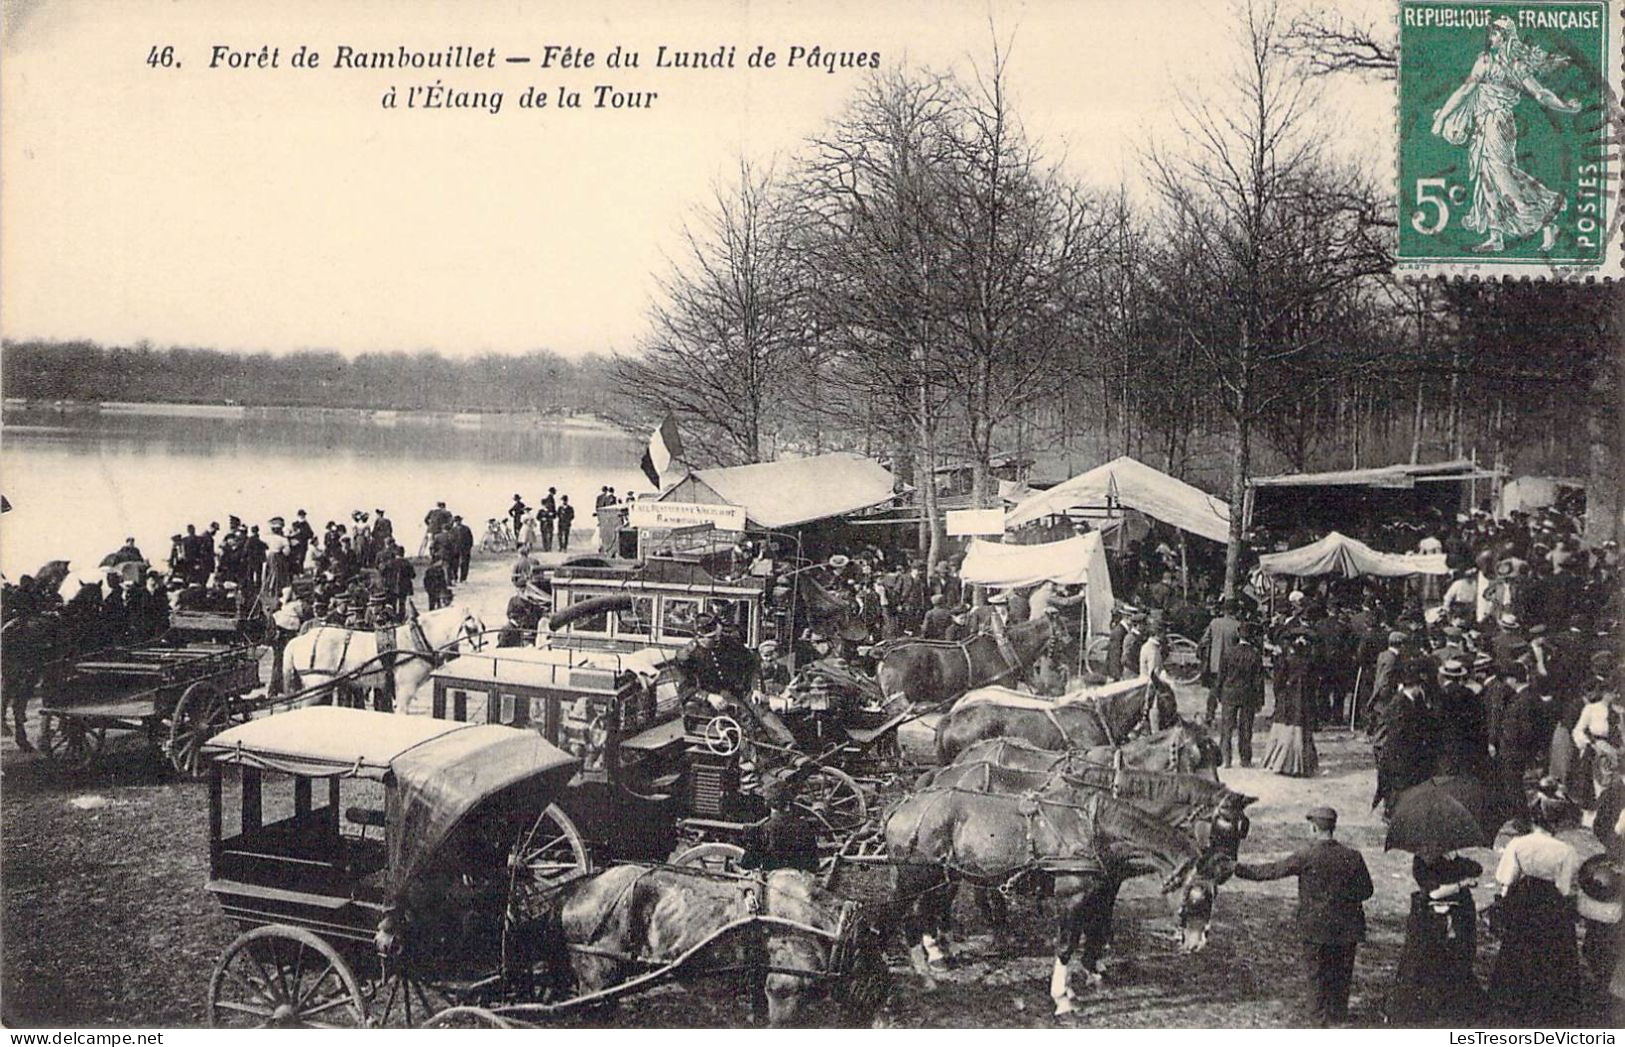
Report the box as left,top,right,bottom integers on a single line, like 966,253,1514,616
1257,531,1449,578
1004,455,1231,543
958,533,1115,638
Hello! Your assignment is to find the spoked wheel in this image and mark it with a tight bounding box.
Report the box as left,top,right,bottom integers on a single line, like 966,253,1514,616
370,963,458,1028
793,766,868,836
502,803,590,978
1163,634,1203,685
671,841,745,875
167,682,244,778
209,925,366,1028
424,1006,516,1028
39,713,104,771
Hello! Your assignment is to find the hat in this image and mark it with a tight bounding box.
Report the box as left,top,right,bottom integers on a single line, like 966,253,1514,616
1496,561,1517,578
758,639,780,655
268,516,285,527
1288,590,1305,604
1528,624,1548,638
696,613,721,635
1440,658,1468,679
1387,630,1408,645
1577,854,1621,924
1472,652,1494,670
1306,807,1338,828
1442,625,1463,638
987,591,1009,605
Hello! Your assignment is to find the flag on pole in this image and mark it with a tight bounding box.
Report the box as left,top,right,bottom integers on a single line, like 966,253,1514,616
640,415,684,488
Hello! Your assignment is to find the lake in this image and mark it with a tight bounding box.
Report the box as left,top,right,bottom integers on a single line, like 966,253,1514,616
0,403,653,584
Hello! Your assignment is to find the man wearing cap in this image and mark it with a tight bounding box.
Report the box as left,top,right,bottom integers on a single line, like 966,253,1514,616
1365,630,1408,730
672,613,759,708
1234,806,1373,1027
738,774,820,874
921,593,956,640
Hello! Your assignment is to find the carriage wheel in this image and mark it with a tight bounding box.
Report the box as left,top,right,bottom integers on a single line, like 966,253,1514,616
423,1006,515,1028
1163,635,1203,685
38,714,104,770
793,766,868,836
1083,634,1112,678
209,925,366,1028
168,682,244,778
502,803,590,955
370,963,458,1028
671,841,745,875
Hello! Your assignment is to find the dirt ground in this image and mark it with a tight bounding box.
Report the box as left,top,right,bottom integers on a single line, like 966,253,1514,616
1,593,1614,1028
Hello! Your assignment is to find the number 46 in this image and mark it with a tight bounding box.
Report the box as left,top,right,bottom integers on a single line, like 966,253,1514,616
1411,178,1466,235
147,45,175,67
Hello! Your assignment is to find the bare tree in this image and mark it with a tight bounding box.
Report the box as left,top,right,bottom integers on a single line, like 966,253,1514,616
1145,0,1391,594
611,161,801,466
1280,10,1396,79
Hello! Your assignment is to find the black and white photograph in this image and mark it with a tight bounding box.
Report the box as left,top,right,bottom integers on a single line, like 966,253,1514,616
1,0,1621,1031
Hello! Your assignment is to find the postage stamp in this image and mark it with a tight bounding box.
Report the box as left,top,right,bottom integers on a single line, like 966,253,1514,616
1395,0,1623,278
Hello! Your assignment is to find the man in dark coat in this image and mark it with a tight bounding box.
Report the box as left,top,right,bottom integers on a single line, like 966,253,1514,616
380,547,416,619
537,489,558,552
422,556,453,610
451,516,475,582
921,593,957,640
288,511,315,573
1199,600,1244,722
1435,658,1490,779
1235,807,1374,1027
1213,622,1265,767
556,497,576,552
1377,662,1442,816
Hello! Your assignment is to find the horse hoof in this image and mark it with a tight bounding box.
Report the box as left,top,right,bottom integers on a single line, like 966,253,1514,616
1052,994,1078,1017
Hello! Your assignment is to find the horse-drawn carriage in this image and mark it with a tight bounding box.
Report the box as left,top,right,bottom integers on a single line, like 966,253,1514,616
421,644,871,872
200,706,589,1026
199,706,882,1028
34,610,266,774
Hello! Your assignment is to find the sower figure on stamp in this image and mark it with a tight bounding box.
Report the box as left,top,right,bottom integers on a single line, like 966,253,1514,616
1431,15,1582,253
1234,806,1374,1027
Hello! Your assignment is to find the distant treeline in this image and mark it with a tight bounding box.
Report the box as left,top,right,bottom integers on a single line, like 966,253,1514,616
0,340,619,414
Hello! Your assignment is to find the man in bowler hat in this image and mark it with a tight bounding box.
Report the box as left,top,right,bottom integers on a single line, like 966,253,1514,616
1234,806,1373,1026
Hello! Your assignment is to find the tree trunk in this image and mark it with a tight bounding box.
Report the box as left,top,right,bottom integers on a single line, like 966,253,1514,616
1223,407,1251,599
1585,344,1622,542
1410,372,1426,465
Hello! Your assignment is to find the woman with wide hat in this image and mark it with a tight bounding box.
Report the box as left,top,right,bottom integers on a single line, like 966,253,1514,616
1263,628,1318,777
1488,780,1583,1025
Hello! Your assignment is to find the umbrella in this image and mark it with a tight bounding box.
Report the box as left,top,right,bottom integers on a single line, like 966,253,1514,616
1386,775,1497,857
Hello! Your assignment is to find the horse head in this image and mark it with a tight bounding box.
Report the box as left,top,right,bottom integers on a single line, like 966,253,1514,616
1159,849,1234,954
762,870,890,1026
1208,793,1257,858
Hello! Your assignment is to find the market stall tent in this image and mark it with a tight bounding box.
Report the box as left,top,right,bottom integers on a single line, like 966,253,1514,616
655,452,899,530
1003,455,1231,543
958,532,1115,638
1257,531,1450,578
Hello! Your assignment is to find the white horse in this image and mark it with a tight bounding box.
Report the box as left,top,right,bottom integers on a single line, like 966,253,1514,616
281,604,486,710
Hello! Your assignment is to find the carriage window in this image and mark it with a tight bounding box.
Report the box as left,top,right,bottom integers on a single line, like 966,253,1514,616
568,593,610,635
498,692,518,725
707,598,752,640
614,596,655,639
661,596,704,639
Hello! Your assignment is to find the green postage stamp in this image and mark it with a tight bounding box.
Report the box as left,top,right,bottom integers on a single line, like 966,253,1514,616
1396,1,1622,277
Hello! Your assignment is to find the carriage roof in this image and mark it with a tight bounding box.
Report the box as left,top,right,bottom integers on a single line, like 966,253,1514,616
203,707,579,891
428,644,668,692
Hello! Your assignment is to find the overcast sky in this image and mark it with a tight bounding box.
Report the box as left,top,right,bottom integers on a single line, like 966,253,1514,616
1,0,1391,359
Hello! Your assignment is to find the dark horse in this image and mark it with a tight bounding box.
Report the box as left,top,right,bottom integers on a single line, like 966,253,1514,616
525,864,889,1027
934,677,1179,763
885,784,1233,1016
873,614,1059,709
0,610,69,751
918,736,1255,961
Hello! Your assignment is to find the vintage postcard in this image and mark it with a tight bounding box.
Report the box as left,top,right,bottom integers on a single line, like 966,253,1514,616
2,0,1621,1034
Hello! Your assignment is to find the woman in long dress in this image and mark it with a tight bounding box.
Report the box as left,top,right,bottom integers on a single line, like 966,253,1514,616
1263,630,1318,777
1386,853,1488,1026
1488,782,1583,1025
1431,16,1583,253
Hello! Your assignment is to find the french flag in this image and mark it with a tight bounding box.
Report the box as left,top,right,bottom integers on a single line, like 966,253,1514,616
640,415,684,488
